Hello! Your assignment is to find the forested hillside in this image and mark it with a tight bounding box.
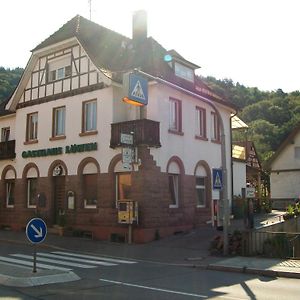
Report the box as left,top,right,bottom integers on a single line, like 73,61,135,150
0,67,23,102
202,76,300,163
1,67,299,165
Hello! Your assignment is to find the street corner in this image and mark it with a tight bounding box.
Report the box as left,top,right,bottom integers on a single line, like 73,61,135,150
0,262,80,287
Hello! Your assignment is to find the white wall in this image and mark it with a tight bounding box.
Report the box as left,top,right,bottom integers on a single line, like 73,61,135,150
147,83,233,201
232,160,246,196
270,130,300,199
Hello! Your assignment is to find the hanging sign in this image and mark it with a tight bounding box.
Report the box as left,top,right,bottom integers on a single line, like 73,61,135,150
123,73,148,106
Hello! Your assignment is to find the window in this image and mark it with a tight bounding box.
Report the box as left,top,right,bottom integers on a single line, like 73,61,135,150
295,147,300,159
83,100,97,133
195,107,206,139
27,178,37,208
1,127,10,142
83,174,97,208
53,106,66,137
116,173,132,203
26,113,38,141
168,174,179,207
169,98,182,133
174,62,194,82
49,65,71,82
196,176,206,207
211,112,220,142
5,180,15,208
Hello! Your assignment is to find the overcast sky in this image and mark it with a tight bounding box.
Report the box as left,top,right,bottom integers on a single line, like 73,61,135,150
1,0,299,92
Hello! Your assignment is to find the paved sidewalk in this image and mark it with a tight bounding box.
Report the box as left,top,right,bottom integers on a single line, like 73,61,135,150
0,211,299,287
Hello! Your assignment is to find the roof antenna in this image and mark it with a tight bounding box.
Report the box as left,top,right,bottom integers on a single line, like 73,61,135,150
88,0,92,20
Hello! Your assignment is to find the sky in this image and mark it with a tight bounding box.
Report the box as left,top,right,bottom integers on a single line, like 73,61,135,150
1,0,299,92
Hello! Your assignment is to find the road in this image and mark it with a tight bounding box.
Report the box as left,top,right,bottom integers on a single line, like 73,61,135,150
0,241,299,299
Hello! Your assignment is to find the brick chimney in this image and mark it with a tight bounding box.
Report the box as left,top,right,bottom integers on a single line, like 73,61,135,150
132,10,147,44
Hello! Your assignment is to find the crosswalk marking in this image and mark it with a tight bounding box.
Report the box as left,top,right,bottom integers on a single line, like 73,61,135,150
0,256,71,271
52,251,137,264
38,253,117,266
11,254,97,269
0,251,137,271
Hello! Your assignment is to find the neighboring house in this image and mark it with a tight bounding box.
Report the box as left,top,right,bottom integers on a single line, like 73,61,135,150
0,12,236,242
267,123,300,210
232,140,262,197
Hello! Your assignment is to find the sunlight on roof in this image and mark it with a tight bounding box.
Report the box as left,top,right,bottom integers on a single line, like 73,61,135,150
231,115,248,129
232,144,246,160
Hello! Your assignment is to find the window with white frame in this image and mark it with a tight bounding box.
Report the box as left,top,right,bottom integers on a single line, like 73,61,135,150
27,178,37,208
167,161,180,208
5,180,15,208
195,107,206,139
53,106,66,137
195,164,208,208
83,100,97,133
1,127,10,142
26,112,38,141
169,98,182,133
48,55,72,82
195,176,206,207
174,62,194,82
116,173,132,200
211,111,220,142
168,174,179,207
114,160,132,207
83,174,98,208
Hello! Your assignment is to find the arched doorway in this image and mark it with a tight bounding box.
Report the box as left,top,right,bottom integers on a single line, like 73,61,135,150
50,162,67,225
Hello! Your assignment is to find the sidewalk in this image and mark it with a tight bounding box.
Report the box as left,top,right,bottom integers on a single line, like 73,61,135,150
0,211,299,287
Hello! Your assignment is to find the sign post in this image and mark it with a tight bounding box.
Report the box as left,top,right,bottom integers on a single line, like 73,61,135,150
26,218,47,273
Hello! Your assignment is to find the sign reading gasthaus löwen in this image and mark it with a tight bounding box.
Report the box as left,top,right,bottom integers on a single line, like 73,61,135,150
22,142,97,158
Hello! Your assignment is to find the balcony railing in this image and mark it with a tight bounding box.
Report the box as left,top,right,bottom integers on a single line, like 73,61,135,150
0,140,16,160
110,119,161,148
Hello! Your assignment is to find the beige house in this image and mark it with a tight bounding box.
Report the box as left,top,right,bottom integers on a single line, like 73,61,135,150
267,123,300,209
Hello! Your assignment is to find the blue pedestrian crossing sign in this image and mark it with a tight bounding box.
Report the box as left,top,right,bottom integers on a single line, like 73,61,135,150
123,73,148,106
212,168,223,190
26,218,47,244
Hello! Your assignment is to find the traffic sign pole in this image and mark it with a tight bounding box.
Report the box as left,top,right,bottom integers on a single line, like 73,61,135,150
33,245,37,273
26,218,47,273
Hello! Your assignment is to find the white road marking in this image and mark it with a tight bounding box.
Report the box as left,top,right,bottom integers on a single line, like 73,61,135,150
0,256,71,271
53,251,137,264
11,254,96,269
38,253,117,266
99,279,208,298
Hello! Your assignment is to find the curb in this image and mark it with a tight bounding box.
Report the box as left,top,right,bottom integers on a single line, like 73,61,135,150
207,264,300,279
0,271,80,287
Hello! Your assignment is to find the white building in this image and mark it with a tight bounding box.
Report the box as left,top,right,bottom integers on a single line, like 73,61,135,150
267,123,300,209
0,12,236,242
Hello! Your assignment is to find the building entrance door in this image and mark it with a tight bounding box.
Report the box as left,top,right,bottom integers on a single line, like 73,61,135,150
53,176,65,225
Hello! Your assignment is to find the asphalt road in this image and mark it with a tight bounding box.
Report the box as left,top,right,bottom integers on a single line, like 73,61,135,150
0,241,299,299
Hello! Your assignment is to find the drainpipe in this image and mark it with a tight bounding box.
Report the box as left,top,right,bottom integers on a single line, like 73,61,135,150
133,69,233,255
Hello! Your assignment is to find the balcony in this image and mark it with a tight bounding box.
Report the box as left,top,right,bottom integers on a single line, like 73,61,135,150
0,140,16,160
110,119,161,148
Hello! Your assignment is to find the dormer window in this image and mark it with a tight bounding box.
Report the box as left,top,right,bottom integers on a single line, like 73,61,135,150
49,65,71,82
47,55,71,82
174,62,194,82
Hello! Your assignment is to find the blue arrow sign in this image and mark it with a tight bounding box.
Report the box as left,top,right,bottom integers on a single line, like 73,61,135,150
212,168,223,190
26,218,47,244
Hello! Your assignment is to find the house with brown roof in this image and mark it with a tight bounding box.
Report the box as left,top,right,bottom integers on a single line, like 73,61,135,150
0,12,236,242
267,123,300,209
